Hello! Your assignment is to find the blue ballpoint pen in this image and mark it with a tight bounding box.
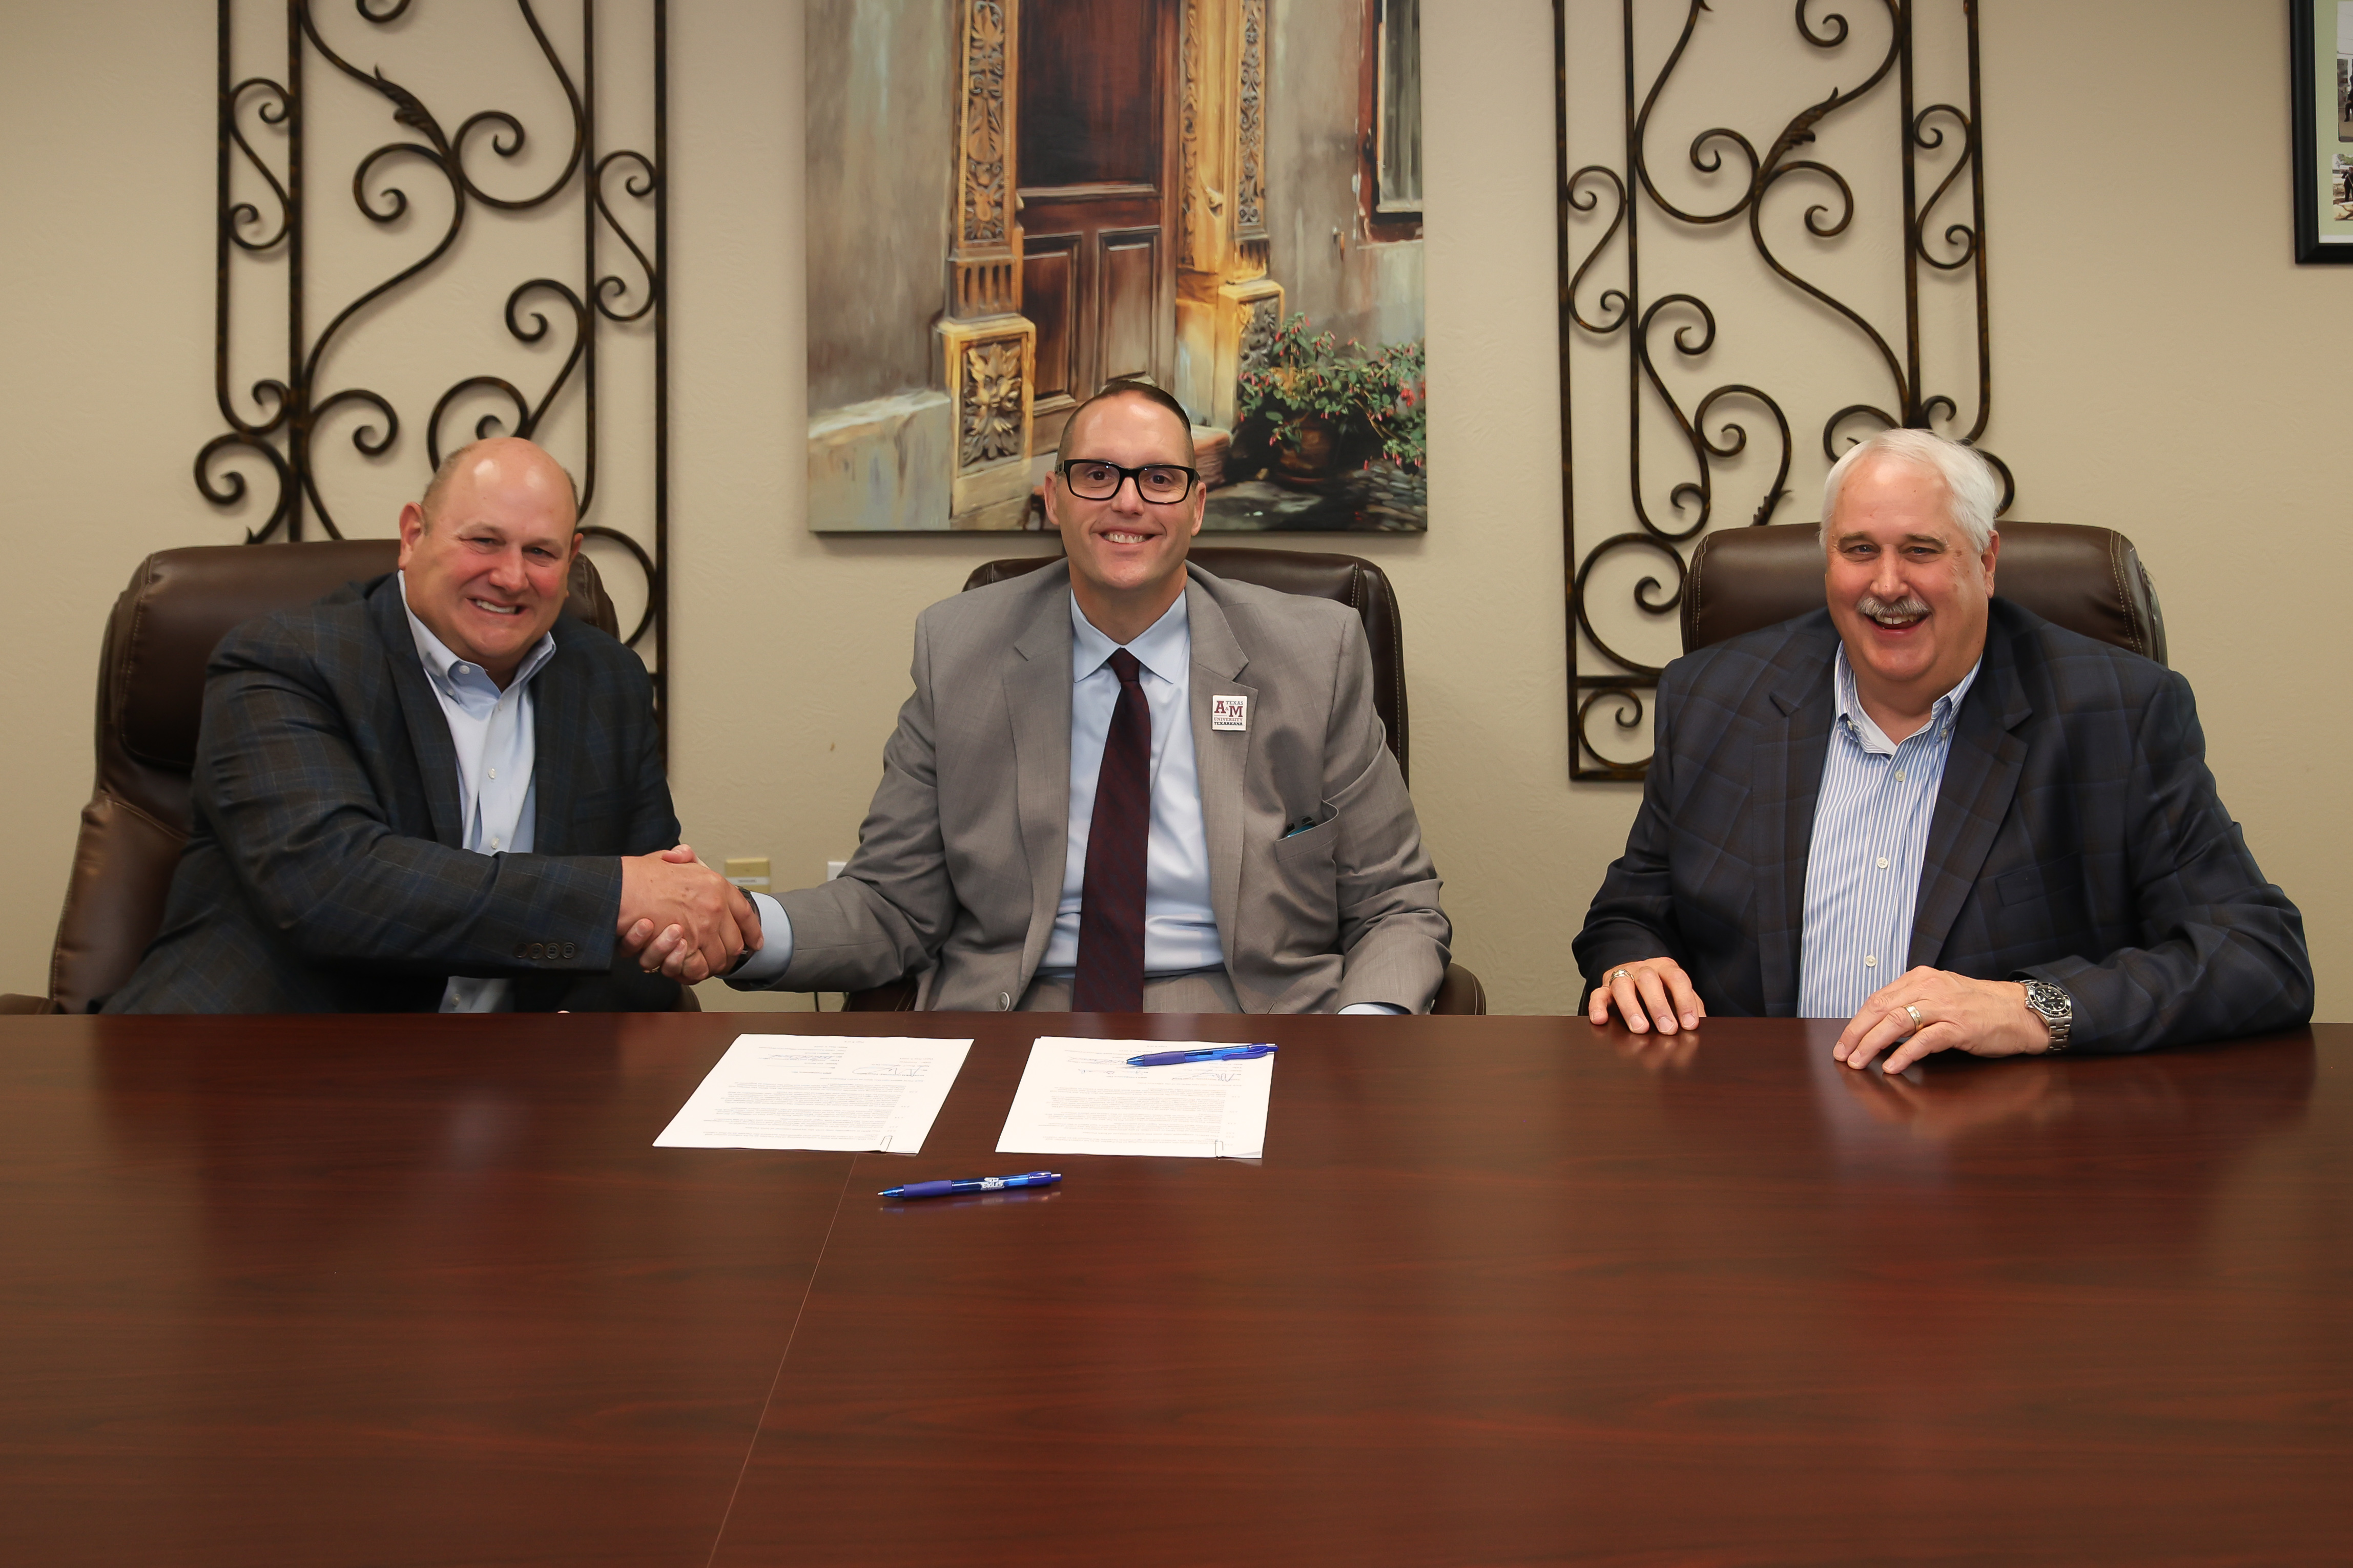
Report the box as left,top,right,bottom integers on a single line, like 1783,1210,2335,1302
878,1170,1062,1200
1125,1044,1277,1067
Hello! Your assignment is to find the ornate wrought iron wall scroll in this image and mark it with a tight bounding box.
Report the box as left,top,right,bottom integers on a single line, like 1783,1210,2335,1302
1555,0,2003,780
201,0,669,714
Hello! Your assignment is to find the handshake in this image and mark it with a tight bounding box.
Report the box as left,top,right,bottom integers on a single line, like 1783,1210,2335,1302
614,845,763,985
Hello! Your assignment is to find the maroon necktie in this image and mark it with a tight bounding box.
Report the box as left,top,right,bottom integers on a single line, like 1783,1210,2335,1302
1074,649,1150,1011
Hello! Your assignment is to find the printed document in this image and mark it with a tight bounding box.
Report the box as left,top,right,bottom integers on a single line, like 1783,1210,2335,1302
996,1037,1272,1159
654,1035,971,1152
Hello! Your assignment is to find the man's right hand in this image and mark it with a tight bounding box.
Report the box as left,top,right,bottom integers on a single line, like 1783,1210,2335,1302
615,845,754,984
1586,956,1705,1035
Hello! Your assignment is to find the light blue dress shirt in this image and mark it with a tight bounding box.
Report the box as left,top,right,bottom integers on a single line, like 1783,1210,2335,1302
1796,646,1981,1020
736,591,1402,1012
398,573,556,1014
1039,592,1223,974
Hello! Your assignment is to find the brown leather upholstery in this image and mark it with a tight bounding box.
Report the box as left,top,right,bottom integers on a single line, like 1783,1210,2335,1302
1682,522,2167,665
23,541,618,1015
843,545,1485,1014
964,546,1414,783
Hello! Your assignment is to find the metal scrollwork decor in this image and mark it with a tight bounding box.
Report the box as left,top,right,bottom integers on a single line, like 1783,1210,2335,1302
1555,0,2005,780
201,0,669,719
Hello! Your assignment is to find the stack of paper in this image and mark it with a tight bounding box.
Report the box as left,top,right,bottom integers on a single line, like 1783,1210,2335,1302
995,1036,1273,1159
653,1035,971,1152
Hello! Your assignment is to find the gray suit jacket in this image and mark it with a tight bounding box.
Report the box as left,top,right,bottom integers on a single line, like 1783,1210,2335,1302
763,561,1450,1011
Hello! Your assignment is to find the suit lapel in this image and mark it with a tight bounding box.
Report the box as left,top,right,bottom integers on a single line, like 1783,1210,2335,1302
1758,632,1835,1015
1909,634,2032,967
1006,582,1075,982
1184,576,1254,975
369,578,466,849
529,622,585,852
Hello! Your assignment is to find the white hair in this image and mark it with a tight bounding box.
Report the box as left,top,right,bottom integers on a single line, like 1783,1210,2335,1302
1818,428,1999,553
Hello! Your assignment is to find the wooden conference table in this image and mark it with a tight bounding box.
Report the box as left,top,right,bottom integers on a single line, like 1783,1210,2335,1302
2,1011,2345,1565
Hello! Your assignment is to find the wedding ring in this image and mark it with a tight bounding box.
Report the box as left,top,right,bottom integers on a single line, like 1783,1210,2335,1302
1612,969,1632,983
1905,1003,1924,1029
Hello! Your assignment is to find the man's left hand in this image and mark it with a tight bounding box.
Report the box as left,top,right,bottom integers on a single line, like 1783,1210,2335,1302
1834,967,2052,1072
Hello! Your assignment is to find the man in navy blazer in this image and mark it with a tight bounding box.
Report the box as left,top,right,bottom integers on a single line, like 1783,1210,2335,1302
107,438,753,1013
1575,429,2310,1068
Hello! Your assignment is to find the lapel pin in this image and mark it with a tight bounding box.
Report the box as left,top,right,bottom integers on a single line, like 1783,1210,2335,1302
1211,694,1249,732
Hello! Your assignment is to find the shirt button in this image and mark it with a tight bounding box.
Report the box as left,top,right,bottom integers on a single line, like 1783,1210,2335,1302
1864,955,1878,967
488,767,497,780
490,837,501,849
1894,769,1906,782
1877,856,1890,869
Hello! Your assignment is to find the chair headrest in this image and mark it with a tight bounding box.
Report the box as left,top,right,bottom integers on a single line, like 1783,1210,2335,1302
110,540,620,773
1680,521,2166,666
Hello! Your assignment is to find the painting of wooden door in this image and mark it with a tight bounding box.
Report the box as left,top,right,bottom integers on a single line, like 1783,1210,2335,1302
1017,0,1181,455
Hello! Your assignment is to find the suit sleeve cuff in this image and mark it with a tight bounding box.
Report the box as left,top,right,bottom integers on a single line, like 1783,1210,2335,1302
728,893,796,985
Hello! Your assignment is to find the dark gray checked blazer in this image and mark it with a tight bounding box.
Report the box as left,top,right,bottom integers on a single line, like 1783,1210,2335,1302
106,573,682,1013
1573,598,2312,1051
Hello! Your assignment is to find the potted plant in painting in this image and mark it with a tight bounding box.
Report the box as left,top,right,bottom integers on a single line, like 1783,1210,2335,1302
1236,315,1425,492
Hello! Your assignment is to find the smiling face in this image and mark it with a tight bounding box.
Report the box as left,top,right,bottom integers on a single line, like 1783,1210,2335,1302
1823,453,1999,732
1045,391,1205,643
396,437,581,686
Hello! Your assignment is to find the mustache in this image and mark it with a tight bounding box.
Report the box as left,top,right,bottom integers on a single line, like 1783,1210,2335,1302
1855,592,1931,620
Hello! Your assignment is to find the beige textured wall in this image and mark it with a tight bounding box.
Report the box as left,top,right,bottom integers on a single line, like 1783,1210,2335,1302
0,2,2341,1020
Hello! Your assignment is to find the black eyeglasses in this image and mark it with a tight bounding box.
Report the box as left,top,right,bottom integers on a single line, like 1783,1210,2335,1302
1057,459,1200,504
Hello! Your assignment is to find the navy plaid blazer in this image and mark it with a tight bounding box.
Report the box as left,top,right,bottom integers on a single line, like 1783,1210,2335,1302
106,573,680,1013
1573,599,2312,1051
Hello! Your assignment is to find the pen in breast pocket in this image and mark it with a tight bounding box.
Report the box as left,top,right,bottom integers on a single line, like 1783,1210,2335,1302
1281,816,1318,839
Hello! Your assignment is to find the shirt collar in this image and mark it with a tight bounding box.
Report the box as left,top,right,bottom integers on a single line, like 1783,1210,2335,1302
1069,589,1190,686
1832,643,1980,756
398,570,557,695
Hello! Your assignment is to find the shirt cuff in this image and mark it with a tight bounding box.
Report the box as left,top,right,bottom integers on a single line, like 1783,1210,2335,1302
728,893,795,985
1338,1002,1408,1015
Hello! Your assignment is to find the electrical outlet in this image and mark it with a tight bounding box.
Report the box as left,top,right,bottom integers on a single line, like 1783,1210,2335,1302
826,860,847,881
724,856,772,894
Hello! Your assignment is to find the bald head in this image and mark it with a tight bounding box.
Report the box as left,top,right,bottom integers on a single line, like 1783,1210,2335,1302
420,437,580,532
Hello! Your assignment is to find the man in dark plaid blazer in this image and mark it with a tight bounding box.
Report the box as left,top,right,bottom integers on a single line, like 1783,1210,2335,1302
106,438,751,1013
1576,430,2310,1068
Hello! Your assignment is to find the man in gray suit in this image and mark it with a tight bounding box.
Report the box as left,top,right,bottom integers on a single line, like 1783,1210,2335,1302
694,380,1449,1012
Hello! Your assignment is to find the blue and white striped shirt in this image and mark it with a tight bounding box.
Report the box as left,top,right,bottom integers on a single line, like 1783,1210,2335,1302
1796,647,1981,1020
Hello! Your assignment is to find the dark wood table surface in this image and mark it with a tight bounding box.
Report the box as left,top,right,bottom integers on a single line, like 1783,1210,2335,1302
2,1013,2344,1566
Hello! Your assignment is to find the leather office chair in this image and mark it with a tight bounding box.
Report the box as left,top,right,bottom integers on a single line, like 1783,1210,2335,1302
1681,521,2166,663
1,540,623,1015
842,546,1487,1014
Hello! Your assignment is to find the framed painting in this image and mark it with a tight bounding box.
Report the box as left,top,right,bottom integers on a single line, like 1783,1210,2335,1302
2291,0,2353,262
804,0,1427,533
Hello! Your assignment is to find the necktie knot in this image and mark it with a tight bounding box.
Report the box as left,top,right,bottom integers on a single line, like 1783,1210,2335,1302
1108,648,1144,687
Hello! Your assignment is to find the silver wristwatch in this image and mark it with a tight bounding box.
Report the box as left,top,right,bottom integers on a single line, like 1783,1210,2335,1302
2020,978,2073,1051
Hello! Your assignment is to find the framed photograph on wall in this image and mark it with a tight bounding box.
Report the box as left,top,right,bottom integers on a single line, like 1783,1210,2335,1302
2292,0,2353,261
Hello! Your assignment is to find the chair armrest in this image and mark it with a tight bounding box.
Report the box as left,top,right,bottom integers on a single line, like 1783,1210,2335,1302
844,977,922,1012
0,993,63,1015
1431,963,1486,1016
